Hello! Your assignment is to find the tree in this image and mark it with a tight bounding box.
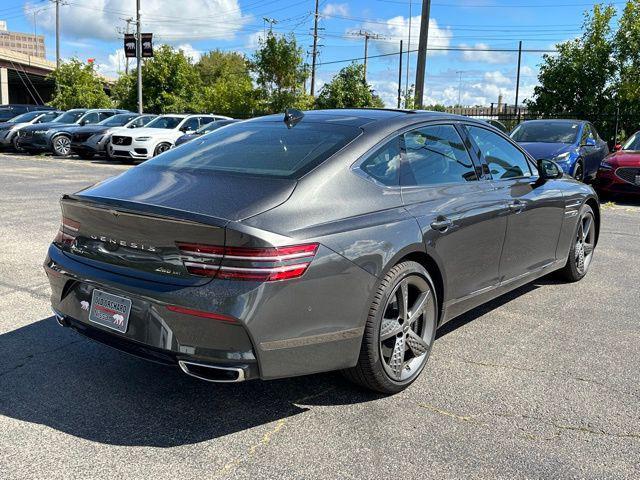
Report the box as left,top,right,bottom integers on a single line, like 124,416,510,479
112,45,202,113
614,0,640,140
527,5,617,138
196,50,257,117
47,58,112,110
251,32,311,113
315,63,384,109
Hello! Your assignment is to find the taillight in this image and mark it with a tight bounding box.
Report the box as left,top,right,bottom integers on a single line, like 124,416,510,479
53,217,80,246
176,242,319,282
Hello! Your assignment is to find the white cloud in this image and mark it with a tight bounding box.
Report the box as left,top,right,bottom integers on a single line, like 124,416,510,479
460,43,512,64
322,3,349,17
358,16,452,57
95,48,127,78
246,31,266,50
483,70,511,86
177,43,201,62
26,0,250,42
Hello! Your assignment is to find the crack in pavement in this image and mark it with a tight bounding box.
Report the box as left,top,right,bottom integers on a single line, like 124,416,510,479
456,357,640,400
0,279,49,300
0,339,83,378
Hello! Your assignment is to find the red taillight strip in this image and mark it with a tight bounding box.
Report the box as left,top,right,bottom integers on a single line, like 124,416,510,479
176,242,319,281
165,305,238,323
62,218,80,232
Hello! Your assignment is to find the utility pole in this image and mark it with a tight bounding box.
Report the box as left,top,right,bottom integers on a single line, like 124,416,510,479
405,0,412,104
54,0,60,70
414,0,431,108
136,0,142,113
514,40,522,121
353,30,383,82
456,71,463,114
123,17,133,74
263,17,277,34
310,0,320,97
397,40,403,108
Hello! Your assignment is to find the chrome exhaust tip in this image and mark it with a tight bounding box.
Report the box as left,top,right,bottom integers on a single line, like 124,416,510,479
178,360,246,383
52,310,69,327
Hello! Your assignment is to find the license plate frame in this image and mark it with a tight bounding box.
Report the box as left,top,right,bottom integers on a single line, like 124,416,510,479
88,289,132,333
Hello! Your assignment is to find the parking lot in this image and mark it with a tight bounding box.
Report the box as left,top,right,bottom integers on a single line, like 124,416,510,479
0,152,639,479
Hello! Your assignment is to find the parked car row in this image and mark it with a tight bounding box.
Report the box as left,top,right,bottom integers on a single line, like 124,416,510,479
0,104,235,161
506,118,640,195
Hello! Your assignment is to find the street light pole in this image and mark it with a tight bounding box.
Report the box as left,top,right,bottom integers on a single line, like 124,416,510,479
136,0,142,114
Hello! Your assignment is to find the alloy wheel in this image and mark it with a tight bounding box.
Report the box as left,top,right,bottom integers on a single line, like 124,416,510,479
573,162,584,182
54,136,71,156
575,211,595,275
155,143,170,155
379,275,436,382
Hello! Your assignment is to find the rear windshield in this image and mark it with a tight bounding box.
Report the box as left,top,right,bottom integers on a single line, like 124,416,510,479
511,121,580,144
142,121,361,178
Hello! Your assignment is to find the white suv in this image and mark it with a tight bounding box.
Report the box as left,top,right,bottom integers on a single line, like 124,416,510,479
107,114,229,161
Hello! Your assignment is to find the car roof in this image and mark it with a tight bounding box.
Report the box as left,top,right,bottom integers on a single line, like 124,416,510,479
519,119,586,124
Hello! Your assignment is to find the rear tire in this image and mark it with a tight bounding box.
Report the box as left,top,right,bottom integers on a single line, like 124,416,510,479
343,261,438,394
12,135,23,152
557,204,596,282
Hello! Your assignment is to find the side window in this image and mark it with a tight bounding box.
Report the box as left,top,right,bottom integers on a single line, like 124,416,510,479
401,124,477,186
82,112,99,124
581,124,595,144
360,137,402,186
182,118,199,132
466,125,531,180
99,111,114,121
199,116,215,126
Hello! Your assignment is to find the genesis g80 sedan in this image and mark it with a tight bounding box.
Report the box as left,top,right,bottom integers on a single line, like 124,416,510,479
45,109,599,393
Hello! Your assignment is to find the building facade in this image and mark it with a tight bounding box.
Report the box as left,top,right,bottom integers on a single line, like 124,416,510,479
0,21,46,59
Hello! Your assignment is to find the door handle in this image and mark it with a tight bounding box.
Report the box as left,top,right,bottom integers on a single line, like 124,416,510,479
430,217,453,232
508,200,525,214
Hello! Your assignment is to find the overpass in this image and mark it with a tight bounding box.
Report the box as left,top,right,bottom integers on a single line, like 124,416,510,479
0,47,55,105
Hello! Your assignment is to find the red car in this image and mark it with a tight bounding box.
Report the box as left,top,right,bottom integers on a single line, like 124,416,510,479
596,131,640,195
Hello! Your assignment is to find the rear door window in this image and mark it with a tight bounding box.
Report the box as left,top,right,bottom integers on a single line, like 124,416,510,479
360,137,402,186
401,124,478,186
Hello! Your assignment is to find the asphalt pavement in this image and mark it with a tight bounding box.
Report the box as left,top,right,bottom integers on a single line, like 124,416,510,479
0,152,639,480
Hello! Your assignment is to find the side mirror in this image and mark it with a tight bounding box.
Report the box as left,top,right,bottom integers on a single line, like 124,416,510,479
583,137,596,147
614,143,622,151
537,159,563,181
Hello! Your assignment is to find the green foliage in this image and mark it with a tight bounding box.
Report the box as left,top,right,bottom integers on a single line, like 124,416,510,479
48,58,112,110
112,45,203,113
528,4,616,119
315,63,383,109
197,50,257,117
424,103,447,112
250,32,309,113
614,0,640,137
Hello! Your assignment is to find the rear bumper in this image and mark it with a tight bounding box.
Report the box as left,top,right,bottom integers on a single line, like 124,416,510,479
44,242,375,381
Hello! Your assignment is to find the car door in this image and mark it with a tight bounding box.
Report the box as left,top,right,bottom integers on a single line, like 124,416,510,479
464,124,565,283
400,122,508,307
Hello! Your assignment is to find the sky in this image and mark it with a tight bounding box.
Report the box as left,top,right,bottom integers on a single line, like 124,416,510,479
0,0,628,107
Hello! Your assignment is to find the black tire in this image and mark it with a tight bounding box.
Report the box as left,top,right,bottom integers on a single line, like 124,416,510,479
572,160,585,182
557,204,596,282
153,142,171,157
343,261,438,394
52,135,72,156
12,135,23,152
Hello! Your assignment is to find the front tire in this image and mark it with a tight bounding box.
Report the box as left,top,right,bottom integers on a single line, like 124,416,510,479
153,142,171,157
557,204,596,282
572,160,585,182
52,135,71,156
343,261,438,394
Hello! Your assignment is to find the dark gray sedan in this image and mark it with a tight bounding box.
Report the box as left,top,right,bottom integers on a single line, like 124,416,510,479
45,109,599,393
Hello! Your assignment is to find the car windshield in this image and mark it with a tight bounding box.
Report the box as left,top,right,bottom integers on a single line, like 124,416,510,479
98,113,136,126
53,111,85,124
145,116,183,129
142,120,361,179
7,111,43,123
622,132,640,151
511,121,580,144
